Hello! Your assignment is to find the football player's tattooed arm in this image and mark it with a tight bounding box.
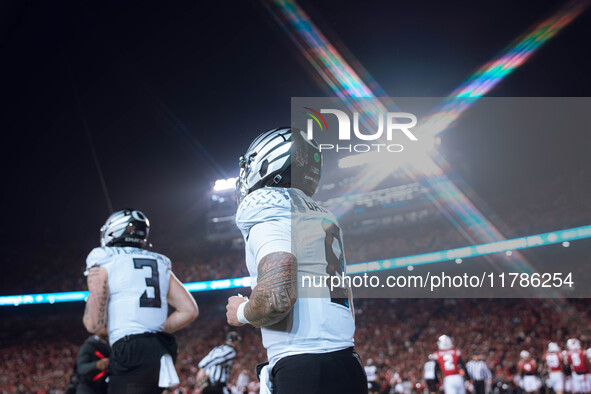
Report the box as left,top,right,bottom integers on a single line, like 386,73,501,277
244,252,298,327
164,272,199,333
83,267,109,334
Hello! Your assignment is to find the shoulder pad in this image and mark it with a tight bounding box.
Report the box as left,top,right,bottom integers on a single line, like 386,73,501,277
85,247,116,272
235,187,291,235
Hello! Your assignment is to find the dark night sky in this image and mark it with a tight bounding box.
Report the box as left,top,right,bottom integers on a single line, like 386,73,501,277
1,0,590,268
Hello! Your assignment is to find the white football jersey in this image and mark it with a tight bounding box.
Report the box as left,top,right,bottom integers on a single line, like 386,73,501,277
365,365,377,382
424,360,436,380
236,187,355,367
86,246,171,345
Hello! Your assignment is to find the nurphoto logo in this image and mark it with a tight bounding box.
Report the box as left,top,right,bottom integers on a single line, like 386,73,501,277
304,107,418,153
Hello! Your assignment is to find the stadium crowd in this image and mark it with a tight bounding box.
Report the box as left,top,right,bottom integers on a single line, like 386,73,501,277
2,296,591,393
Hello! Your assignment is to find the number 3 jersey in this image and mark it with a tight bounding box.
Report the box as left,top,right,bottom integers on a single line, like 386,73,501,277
236,187,355,367
86,246,171,345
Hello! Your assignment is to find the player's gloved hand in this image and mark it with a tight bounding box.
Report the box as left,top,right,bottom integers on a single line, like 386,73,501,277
226,296,248,326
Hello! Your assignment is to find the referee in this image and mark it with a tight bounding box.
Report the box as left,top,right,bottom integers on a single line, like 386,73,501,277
424,354,439,394
197,331,241,394
466,351,492,394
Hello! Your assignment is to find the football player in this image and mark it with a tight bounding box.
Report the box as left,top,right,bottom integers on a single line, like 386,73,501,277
83,209,199,393
564,338,590,393
432,335,468,394
518,350,541,394
365,358,379,394
225,128,367,393
543,342,565,394
424,354,439,394
586,348,591,393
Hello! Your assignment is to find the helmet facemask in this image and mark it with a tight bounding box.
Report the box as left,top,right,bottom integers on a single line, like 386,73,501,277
236,154,253,206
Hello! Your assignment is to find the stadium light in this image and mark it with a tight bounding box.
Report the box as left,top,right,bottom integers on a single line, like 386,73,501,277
213,177,237,192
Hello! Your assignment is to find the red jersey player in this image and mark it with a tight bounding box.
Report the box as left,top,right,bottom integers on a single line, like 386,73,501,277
432,335,467,394
586,348,591,391
518,350,541,393
564,338,590,393
544,342,565,394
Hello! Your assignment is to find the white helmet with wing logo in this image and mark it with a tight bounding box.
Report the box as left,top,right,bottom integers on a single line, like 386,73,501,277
437,335,453,350
236,127,321,206
567,338,581,350
100,209,150,248
548,342,560,353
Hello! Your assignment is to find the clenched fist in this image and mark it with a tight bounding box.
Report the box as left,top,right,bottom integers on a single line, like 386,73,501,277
226,296,248,326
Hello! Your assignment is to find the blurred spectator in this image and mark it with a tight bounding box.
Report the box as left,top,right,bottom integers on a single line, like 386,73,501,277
75,335,110,394
2,297,591,392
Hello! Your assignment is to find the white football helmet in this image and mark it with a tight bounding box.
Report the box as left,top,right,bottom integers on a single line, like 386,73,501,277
100,209,150,248
586,348,591,359
235,127,321,206
437,335,453,350
548,342,560,353
567,338,581,350
520,350,531,359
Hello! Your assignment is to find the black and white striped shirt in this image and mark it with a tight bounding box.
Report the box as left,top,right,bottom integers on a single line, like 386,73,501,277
198,344,236,384
466,360,492,381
